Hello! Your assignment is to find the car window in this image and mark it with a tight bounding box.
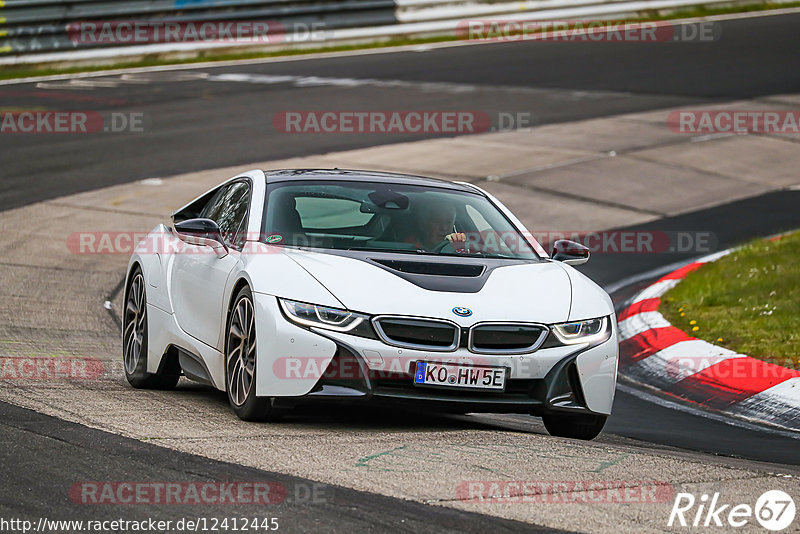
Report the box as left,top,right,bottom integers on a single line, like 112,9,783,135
173,186,222,223
200,186,229,221
262,181,540,259
295,196,374,229
202,181,250,248
465,205,492,233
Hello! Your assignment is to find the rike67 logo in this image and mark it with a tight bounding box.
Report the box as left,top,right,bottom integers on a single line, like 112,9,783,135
669,490,796,531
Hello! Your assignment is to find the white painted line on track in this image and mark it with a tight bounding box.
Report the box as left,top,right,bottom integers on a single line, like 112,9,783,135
204,72,629,97
20,67,636,98
690,132,741,143
630,342,746,384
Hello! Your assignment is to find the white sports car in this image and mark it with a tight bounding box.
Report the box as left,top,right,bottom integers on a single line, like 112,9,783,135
124,169,618,439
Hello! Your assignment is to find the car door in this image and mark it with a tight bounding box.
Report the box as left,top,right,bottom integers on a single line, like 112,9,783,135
170,180,251,349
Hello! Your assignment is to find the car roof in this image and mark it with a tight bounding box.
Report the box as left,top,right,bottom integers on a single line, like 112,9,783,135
262,168,479,193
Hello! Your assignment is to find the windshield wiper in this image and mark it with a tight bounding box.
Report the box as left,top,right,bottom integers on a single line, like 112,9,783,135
348,246,519,259
415,250,519,259
347,247,418,255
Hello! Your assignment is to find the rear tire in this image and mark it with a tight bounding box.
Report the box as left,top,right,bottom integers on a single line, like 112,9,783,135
225,285,281,422
123,267,180,390
542,413,607,440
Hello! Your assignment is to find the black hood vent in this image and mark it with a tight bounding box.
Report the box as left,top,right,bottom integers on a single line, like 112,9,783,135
311,248,534,293
371,258,485,277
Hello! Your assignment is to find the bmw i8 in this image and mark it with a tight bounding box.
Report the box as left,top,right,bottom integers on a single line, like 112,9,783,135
123,169,618,439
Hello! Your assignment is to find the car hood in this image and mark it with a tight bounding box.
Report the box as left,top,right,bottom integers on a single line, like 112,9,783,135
284,250,576,325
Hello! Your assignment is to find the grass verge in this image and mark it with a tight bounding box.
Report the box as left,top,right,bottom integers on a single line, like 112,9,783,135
2,1,800,81
661,230,800,366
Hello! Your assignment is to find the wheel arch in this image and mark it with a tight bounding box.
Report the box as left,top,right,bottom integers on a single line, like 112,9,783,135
123,261,143,306
228,276,252,317
225,276,255,351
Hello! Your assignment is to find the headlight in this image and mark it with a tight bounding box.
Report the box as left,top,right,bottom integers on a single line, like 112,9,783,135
550,316,611,345
279,299,371,334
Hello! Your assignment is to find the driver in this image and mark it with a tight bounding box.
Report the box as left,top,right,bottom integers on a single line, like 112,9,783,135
404,198,466,252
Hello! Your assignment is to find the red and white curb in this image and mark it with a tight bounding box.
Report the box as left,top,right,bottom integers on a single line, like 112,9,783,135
617,250,800,432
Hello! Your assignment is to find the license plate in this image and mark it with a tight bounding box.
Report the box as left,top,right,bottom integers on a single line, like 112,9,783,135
413,361,506,391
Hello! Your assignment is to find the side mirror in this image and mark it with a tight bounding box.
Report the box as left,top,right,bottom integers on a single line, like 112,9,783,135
174,218,228,258
552,239,589,265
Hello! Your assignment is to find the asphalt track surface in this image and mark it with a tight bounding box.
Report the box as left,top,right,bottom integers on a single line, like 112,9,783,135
2,12,800,211
0,401,557,533
2,10,800,531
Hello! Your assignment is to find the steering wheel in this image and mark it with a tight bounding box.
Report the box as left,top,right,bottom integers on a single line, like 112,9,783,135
430,239,453,253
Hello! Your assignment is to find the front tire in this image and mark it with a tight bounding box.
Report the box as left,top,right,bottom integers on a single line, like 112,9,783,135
225,285,280,422
542,413,607,440
123,268,179,389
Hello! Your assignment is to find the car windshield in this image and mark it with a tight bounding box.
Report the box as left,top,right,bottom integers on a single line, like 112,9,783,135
261,180,541,260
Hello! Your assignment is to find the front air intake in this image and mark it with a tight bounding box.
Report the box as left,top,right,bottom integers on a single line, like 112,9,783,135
372,316,460,351
468,323,549,354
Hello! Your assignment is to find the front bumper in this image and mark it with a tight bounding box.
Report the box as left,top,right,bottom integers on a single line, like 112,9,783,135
254,293,618,415
280,330,617,416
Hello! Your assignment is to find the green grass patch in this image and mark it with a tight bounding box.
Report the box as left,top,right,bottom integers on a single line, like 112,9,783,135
2,1,800,81
661,230,800,366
